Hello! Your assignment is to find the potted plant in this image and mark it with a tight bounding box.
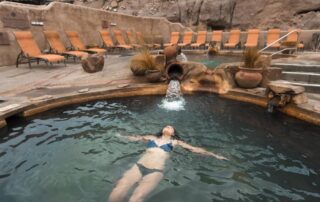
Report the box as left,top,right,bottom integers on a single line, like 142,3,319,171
235,47,263,88
130,49,164,82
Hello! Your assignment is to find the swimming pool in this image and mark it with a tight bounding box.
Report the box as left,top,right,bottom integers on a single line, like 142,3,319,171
186,54,241,68
0,94,319,201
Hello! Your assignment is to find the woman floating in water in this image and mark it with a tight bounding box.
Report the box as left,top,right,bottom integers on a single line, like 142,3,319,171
108,125,228,202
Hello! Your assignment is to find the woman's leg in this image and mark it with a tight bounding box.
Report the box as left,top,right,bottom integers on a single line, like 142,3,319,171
128,172,163,202
108,164,142,202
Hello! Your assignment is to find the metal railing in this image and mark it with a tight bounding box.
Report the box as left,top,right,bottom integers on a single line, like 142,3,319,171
259,29,299,53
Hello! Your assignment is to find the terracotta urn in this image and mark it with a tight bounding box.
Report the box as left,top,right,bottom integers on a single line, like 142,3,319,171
145,69,162,83
235,67,263,88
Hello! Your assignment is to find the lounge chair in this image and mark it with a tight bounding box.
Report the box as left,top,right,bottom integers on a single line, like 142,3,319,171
205,30,223,47
43,31,88,61
136,32,161,49
99,30,116,50
164,32,180,47
13,31,65,68
177,31,193,48
266,29,281,49
283,29,304,50
65,31,106,54
190,31,207,48
244,29,260,48
126,31,142,49
113,30,133,50
224,29,241,48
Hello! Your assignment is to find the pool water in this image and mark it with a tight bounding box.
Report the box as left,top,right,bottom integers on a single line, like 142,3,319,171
186,54,241,68
0,94,320,202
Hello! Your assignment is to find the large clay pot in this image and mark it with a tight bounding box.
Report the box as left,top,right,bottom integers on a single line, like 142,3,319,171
235,67,263,88
145,69,162,83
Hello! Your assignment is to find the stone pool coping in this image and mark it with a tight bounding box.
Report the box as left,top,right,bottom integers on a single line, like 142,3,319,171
0,83,319,128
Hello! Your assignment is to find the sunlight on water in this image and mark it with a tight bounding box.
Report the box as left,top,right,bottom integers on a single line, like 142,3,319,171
159,80,185,111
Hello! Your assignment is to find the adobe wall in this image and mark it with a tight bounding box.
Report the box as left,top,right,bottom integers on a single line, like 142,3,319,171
0,2,189,67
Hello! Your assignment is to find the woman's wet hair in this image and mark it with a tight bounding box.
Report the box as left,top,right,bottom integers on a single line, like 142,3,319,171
155,126,181,140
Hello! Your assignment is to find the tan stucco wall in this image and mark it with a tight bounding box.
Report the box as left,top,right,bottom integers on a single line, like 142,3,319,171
0,2,190,67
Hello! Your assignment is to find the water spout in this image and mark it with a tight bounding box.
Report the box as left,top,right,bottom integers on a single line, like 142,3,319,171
159,80,185,111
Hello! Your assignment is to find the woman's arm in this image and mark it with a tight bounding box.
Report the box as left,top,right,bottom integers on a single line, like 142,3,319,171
126,135,156,142
176,140,228,160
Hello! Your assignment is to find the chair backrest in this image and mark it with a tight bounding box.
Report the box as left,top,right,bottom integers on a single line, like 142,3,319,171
127,31,138,44
227,29,241,44
170,32,180,44
136,32,145,44
211,30,223,42
182,32,193,44
246,29,260,46
267,29,281,44
196,31,207,44
13,31,42,57
65,31,86,50
43,30,67,53
114,30,128,45
286,29,300,43
99,30,114,47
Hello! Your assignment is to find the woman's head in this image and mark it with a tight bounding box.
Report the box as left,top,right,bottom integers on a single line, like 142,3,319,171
156,125,181,140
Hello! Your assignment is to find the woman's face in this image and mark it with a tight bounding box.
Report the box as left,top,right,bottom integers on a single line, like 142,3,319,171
162,126,175,137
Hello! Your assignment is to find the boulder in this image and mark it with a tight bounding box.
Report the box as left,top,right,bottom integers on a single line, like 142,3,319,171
268,82,305,95
81,54,104,73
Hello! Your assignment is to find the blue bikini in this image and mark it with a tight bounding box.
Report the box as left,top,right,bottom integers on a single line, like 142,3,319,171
136,140,173,176
146,140,173,152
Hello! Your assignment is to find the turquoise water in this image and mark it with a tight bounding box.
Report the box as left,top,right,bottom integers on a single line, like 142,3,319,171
0,94,320,202
186,54,240,68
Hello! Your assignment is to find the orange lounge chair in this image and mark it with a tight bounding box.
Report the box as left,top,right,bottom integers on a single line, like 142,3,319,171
283,29,304,49
224,29,241,48
266,29,281,49
65,31,106,54
164,32,180,47
205,30,223,47
244,29,260,48
113,30,133,50
13,31,65,68
99,30,116,49
190,31,207,48
126,31,142,49
177,31,193,48
43,31,88,61
136,32,161,49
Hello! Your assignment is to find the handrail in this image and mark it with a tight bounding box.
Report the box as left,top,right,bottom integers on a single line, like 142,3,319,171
271,47,297,56
259,29,299,53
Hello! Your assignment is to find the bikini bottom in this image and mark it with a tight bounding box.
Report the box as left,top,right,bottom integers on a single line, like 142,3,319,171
136,163,162,176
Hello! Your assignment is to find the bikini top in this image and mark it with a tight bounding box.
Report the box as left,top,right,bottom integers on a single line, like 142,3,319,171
147,140,173,152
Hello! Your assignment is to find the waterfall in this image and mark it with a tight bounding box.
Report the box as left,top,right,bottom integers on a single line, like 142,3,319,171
159,80,185,111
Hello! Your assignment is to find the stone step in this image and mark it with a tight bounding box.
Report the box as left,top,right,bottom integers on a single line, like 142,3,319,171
271,63,320,73
275,80,320,93
282,71,320,84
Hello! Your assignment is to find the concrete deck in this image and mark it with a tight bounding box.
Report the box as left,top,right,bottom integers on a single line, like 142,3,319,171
0,54,320,128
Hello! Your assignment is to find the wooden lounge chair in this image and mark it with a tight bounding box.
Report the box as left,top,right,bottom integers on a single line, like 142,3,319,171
190,31,207,48
205,30,223,47
283,29,304,49
177,31,193,48
244,29,260,48
126,31,142,49
65,31,106,54
224,29,241,48
43,31,88,61
266,29,281,49
136,32,161,49
13,31,65,68
164,32,180,47
99,30,116,49
113,30,133,50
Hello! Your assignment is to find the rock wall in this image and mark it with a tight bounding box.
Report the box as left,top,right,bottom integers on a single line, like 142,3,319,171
0,1,189,66
78,0,320,30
